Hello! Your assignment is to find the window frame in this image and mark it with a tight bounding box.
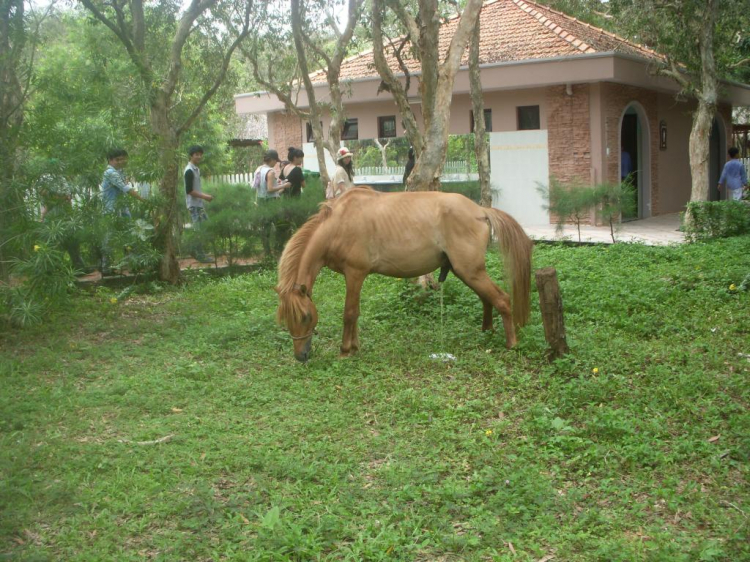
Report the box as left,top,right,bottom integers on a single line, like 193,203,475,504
517,105,541,131
341,118,359,141
377,115,397,139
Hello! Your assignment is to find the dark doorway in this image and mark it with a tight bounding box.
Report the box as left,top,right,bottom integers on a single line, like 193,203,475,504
620,110,639,220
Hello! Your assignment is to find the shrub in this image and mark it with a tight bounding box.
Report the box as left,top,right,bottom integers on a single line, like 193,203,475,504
193,178,326,262
596,181,637,243
683,201,750,241
538,179,599,242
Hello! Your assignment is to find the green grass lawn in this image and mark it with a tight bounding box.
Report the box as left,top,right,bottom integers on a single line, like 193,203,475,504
1,237,749,561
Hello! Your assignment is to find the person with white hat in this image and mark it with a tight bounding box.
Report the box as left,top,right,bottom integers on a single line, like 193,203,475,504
329,147,355,199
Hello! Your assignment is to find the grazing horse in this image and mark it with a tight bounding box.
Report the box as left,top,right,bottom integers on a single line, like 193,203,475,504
276,188,533,362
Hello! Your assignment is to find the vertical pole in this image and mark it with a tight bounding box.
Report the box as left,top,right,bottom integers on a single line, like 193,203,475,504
535,267,569,360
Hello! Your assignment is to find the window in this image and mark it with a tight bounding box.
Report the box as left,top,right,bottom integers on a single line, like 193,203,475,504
341,118,359,140
517,105,540,130
378,115,397,138
470,109,493,133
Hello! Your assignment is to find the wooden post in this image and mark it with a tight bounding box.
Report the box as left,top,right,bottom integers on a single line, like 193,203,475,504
535,267,569,360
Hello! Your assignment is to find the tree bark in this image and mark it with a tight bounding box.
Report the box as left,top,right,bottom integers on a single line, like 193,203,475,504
688,0,718,203
373,0,484,192
469,18,491,208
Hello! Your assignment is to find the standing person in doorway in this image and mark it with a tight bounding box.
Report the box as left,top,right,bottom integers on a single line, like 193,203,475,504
185,145,215,263
718,147,748,201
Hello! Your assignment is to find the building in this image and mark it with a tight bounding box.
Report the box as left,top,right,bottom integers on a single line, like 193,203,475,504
235,0,750,224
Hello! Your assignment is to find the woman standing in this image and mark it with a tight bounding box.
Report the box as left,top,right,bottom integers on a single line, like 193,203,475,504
281,147,306,198
330,147,355,198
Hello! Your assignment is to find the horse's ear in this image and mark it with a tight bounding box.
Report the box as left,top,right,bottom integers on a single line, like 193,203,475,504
299,284,307,296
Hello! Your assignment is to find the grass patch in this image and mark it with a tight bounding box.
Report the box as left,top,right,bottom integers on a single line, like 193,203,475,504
1,237,749,560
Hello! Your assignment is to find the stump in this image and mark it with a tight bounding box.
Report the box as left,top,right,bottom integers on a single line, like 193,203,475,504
535,267,569,360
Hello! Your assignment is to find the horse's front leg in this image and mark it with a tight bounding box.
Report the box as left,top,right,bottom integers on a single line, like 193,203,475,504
340,271,366,357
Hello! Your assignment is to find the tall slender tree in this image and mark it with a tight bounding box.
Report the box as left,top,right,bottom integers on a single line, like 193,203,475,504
78,0,254,283
0,0,52,280
242,0,363,187
371,0,484,191
468,8,491,208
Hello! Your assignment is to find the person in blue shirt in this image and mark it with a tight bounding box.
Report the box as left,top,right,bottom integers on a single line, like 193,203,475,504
718,147,748,201
99,148,144,275
101,148,143,216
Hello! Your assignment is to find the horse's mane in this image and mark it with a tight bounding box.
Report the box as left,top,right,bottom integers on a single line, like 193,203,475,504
276,202,333,326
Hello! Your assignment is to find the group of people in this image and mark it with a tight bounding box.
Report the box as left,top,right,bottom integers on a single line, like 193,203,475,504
43,141,426,275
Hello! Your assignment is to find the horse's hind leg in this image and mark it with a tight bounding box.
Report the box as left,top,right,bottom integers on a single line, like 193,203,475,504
455,268,516,348
341,270,366,356
482,299,493,331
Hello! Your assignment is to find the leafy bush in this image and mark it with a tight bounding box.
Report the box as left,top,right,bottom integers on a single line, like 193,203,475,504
538,179,637,242
595,181,637,243
192,178,326,262
443,181,481,202
683,201,750,241
538,179,599,242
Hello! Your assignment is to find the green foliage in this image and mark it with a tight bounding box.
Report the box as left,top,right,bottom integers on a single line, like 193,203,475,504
189,179,326,262
539,179,637,242
539,178,599,242
596,181,637,243
443,181,481,202
684,201,750,241
1,236,749,559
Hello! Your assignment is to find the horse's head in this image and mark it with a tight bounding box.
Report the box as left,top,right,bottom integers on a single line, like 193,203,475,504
276,283,318,363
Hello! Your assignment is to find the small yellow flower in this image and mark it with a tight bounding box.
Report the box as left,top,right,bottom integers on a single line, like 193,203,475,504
33,245,41,252
592,367,599,374
729,284,736,291
485,429,493,436
110,297,118,304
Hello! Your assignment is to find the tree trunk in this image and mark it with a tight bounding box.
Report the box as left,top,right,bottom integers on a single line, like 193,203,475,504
150,98,181,284
689,0,718,203
469,23,491,208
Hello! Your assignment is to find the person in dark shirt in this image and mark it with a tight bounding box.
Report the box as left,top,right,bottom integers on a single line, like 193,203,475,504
281,147,305,198
184,145,215,263
403,147,415,187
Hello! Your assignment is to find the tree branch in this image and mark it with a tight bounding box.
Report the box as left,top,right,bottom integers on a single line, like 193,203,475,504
164,0,217,99
177,1,254,135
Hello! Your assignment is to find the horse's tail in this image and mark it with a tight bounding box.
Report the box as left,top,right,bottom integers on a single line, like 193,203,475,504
483,208,533,327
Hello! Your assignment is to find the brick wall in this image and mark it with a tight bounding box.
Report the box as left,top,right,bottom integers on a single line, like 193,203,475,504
546,84,592,185
545,84,592,223
269,112,303,156
601,83,660,214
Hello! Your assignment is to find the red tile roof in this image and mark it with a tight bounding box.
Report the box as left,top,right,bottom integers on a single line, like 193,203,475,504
311,0,660,83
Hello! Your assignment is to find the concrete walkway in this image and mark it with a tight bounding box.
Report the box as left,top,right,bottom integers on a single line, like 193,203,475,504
522,213,685,246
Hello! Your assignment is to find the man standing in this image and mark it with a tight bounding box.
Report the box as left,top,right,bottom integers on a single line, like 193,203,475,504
100,148,144,274
185,145,215,263
718,147,748,201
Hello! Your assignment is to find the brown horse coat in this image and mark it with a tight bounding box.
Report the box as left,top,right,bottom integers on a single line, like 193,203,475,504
277,188,532,362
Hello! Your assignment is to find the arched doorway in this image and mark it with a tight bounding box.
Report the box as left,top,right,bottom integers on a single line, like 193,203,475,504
619,103,651,219
708,116,727,201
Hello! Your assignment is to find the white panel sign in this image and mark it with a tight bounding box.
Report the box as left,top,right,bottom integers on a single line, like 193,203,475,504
302,142,337,177
489,130,549,225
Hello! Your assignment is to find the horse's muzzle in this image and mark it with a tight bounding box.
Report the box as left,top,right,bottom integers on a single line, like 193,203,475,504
294,337,313,363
